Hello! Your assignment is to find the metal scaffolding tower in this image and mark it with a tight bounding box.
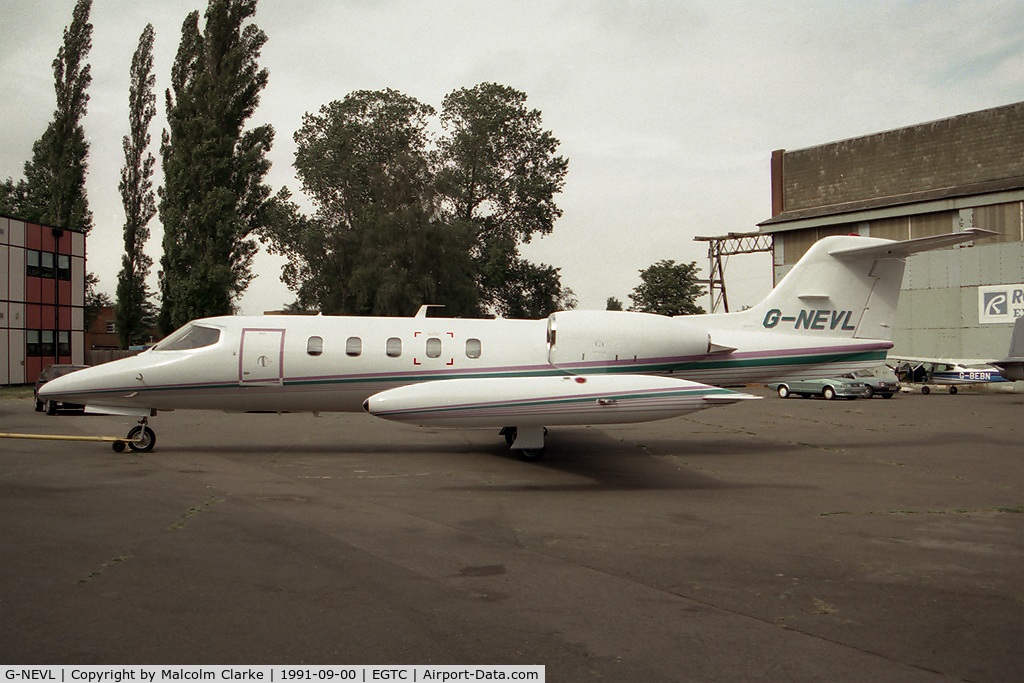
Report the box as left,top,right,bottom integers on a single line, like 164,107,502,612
693,231,774,313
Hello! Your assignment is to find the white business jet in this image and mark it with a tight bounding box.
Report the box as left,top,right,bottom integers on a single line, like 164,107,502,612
38,230,988,459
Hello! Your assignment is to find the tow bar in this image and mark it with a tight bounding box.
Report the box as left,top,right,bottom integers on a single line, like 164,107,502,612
0,431,142,453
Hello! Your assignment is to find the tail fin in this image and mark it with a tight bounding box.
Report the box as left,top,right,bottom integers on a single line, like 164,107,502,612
742,230,991,340
1005,316,1024,359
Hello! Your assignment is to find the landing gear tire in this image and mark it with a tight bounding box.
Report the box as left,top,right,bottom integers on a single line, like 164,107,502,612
777,385,790,399
127,425,156,453
501,426,547,461
921,386,931,395
517,448,546,462
949,386,958,394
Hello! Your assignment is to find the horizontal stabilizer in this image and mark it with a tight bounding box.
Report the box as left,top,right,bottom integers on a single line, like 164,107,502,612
829,229,996,261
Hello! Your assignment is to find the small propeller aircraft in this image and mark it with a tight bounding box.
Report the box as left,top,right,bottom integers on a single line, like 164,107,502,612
38,229,989,459
892,315,1024,392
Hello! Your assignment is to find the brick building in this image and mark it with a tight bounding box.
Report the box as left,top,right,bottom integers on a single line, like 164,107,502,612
759,102,1024,359
2,215,87,384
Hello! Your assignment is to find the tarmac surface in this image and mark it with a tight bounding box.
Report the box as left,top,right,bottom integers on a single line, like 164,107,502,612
1,386,1021,681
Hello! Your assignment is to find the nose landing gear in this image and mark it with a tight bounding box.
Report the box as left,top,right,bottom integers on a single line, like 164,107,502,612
114,417,156,453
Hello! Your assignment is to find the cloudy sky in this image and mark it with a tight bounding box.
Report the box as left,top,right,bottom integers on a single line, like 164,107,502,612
2,0,1022,314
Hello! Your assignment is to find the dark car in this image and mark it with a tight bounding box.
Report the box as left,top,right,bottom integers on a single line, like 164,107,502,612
847,369,900,398
34,364,89,414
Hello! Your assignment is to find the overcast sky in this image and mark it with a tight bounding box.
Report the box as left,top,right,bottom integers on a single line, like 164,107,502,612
2,0,1022,315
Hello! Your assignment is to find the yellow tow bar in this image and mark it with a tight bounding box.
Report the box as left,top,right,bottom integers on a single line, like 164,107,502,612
0,431,142,452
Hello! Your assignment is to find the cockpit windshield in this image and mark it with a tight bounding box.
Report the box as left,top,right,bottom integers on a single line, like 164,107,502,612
152,324,222,351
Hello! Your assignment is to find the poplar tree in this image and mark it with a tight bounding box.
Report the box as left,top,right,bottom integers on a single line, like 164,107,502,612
115,24,157,348
19,0,93,233
158,0,275,332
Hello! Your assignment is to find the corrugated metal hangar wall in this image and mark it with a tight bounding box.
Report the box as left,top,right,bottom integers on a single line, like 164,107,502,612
759,102,1023,359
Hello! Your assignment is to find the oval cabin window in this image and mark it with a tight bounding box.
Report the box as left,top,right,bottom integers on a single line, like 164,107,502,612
307,336,324,356
346,337,362,357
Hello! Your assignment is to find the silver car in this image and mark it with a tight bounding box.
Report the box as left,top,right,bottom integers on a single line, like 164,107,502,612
772,378,872,400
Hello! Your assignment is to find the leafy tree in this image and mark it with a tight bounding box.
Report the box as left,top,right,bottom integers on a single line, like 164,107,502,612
436,83,571,316
0,178,24,217
267,89,477,316
496,261,577,319
158,0,275,332
265,83,573,318
629,260,706,316
84,272,112,333
115,24,157,348
18,0,93,233
606,296,623,311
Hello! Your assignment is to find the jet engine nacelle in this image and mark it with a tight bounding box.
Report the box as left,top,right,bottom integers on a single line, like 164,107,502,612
546,310,710,371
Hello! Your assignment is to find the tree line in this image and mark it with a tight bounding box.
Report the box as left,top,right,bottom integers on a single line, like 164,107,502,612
2,0,703,349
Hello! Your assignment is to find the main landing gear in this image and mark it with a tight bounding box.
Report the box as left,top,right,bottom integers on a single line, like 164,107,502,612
111,417,157,453
500,426,547,462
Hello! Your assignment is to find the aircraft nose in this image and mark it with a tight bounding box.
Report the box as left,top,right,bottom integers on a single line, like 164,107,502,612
37,367,93,399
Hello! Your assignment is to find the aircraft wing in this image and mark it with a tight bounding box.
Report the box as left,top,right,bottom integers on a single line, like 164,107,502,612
887,355,998,368
364,374,760,429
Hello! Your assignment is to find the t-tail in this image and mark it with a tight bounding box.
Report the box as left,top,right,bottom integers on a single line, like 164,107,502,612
735,230,989,341
546,230,991,386
692,229,995,382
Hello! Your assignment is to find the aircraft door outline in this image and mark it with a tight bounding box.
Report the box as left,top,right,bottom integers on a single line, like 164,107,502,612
412,331,455,366
239,328,286,385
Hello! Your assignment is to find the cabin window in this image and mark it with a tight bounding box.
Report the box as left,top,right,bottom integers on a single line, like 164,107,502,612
154,323,222,351
346,337,362,357
386,337,402,357
425,337,442,358
466,338,482,359
307,336,324,356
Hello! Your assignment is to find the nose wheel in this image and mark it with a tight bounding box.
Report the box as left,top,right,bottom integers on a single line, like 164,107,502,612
115,418,156,453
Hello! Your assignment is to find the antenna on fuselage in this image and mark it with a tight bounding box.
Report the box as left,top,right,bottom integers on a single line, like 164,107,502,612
415,304,445,319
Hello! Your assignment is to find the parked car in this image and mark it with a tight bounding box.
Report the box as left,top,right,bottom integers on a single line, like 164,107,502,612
34,364,89,414
770,377,872,400
847,369,900,398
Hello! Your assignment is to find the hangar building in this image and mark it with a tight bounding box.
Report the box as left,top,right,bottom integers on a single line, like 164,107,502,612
1,215,87,385
758,101,1023,360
